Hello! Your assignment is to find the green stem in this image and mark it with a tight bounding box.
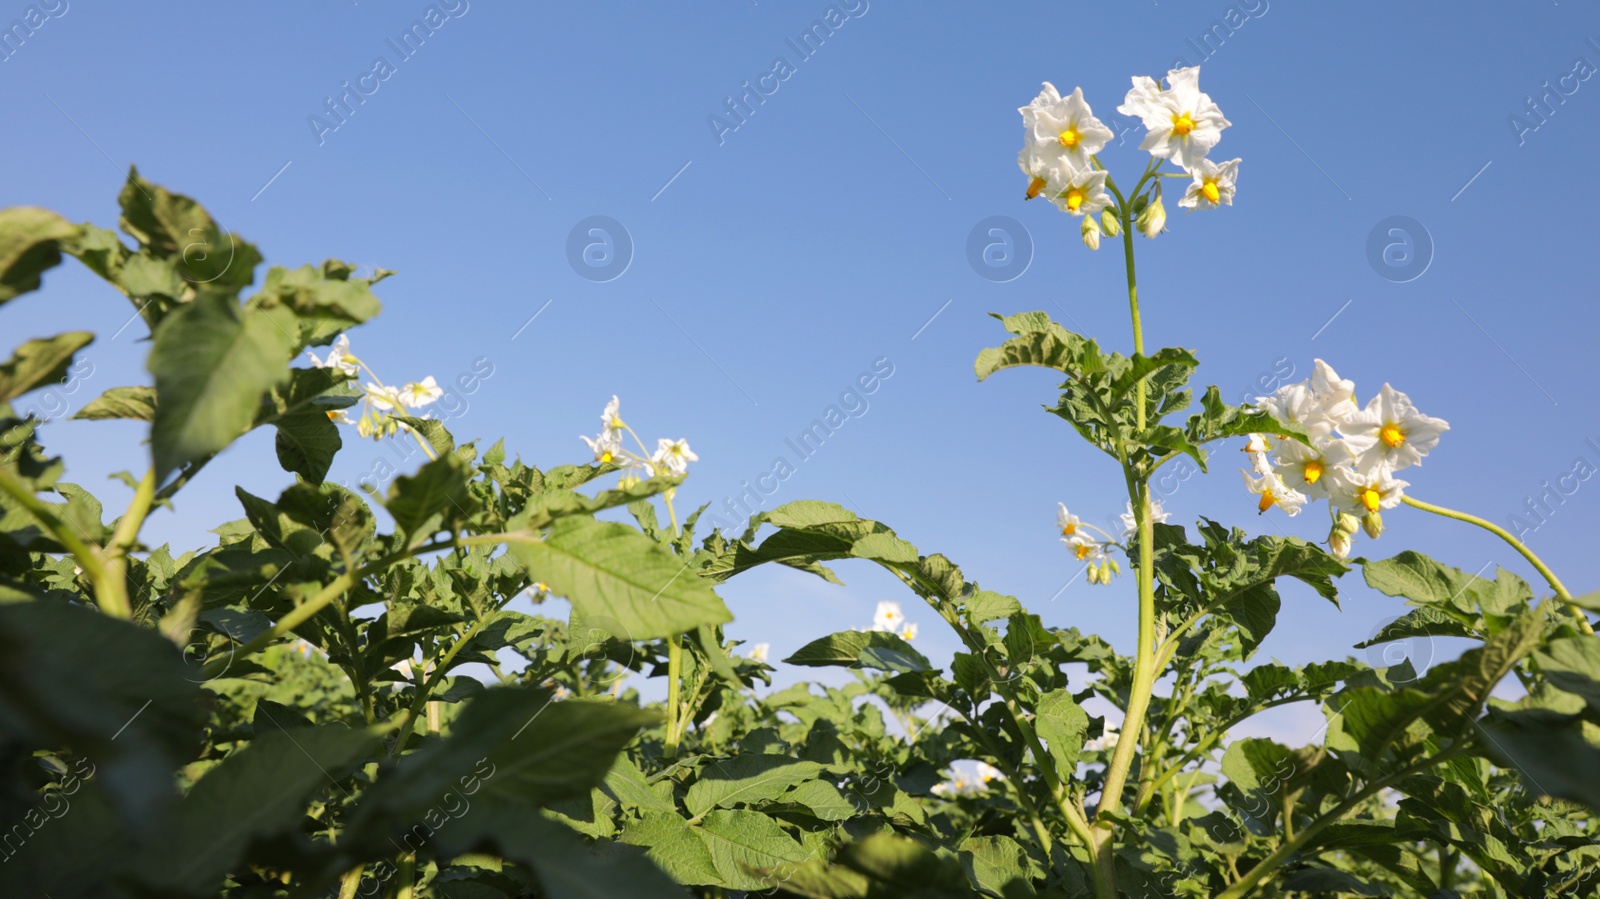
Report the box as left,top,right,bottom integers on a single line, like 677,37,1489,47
665,636,684,756
1214,745,1466,899
389,614,495,756
1402,495,1594,635
396,854,415,899
0,464,126,618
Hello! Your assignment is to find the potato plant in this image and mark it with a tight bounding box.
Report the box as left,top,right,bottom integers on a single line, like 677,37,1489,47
1,65,1598,899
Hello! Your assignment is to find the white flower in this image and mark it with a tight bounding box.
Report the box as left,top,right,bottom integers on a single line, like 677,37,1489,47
397,376,443,409
579,428,625,465
1019,83,1116,170
651,438,699,475
601,395,625,431
1057,503,1084,539
1065,530,1103,563
1178,157,1241,209
1117,66,1231,171
974,761,1005,785
364,383,404,412
1241,460,1309,516
1242,433,1271,456
1272,437,1351,500
1325,464,1409,516
1047,163,1112,217
931,776,972,798
872,601,905,633
900,623,918,641
748,642,770,663
1254,382,1341,442
1120,498,1170,540
325,407,356,426
307,334,358,376
1309,360,1359,418
1341,384,1449,474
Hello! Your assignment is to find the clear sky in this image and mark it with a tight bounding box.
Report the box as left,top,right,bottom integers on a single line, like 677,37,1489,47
6,1,1600,739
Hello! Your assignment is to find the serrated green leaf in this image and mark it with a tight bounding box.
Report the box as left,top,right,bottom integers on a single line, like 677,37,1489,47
0,206,78,304
74,385,157,421
686,755,826,818
0,332,93,403
785,630,932,674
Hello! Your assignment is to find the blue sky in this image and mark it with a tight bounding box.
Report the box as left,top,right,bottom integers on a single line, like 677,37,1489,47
5,1,1600,737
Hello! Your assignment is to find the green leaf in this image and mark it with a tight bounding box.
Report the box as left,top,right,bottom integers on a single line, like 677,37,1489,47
509,515,732,641
685,755,826,818
775,779,859,821
273,409,341,483
353,688,657,831
0,206,78,304
394,414,455,456
1536,635,1600,714
384,452,472,540
959,835,1038,897
146,294,293,480
1035,690,1089,774
696,809,813,891
138,723,376,896
1478,711,1600,811
74,385,157,421
119,166,262,295
974,311,1086,381
246,262,384,351
619,811,724,885
0,332,93,403
784,630,933,674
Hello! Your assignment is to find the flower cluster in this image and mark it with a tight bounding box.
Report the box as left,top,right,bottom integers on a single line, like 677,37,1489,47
868,600,917,641
1243,360,1449,558
1056,500,1172,585
307,335,444,440
930,761,1005,798
577,395,699,482
1018,66,1238,249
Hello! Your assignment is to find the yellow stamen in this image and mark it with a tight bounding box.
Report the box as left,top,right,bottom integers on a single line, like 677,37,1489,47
1065,187,1086,213
1059,126,1081,148
1074,542,1093,561
1172,112,1196,136
1026,176,1047,200
1380,422,1405,448
1359,487,1382,513
600,451,614,463
1258,492,1275,513
1304,460,1324,485
325,410,342,422
1202,179,1221,204
1061,523,1077,537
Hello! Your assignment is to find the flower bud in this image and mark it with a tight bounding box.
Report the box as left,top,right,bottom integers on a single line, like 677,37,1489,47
1328,527,1352,560
1081,216,1102,251
1336,512,1361,536
1362,510,1384,539
1138,196,1166,238
1101,209,1121,237
1109,558,1121,575
1087,565,1101,585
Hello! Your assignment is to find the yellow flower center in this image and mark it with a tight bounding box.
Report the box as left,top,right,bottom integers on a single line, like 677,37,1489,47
1065,187,1086,213
1380,422,1405,448
1172,112,1196,135
1258,491,1275,513
1059,126,1081,148
1202,179,1221,204
1074,542,1093,561
325,410,342,422
1061,522,1077,537
1360,486,1382,513
601,451,614,463
1303,460,1324,484
1026,176,1047,199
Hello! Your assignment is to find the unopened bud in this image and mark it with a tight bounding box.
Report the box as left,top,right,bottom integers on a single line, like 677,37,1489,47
1101,209,1121,237
1109,558,1121,575
1362,510,1384,539
1087,565,1101,584
1328,527,1352,560
1336,512,1361,536
1081,216,1102,251
1138,196,1167,238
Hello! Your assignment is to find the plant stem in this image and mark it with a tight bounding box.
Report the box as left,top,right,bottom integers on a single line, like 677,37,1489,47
1214,745,1466,899
665,636,684,756
1402,494,1594,635
389,614,494,756
0,463,127,618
